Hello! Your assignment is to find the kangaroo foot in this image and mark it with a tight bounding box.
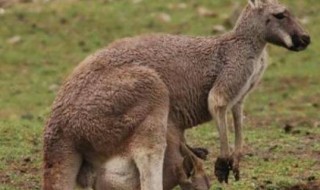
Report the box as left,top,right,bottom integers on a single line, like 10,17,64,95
214,157,233,183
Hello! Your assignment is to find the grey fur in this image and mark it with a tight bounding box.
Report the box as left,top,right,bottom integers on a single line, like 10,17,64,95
43,0,310,188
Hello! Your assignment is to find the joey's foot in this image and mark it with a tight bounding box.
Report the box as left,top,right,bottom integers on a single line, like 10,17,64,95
190,147,209,160
214,157,233,183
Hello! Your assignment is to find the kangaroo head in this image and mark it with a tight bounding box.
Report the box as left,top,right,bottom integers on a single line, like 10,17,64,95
179,143,211,190
236,0,310,51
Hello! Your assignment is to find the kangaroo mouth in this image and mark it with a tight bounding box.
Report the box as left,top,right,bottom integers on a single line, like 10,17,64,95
289,34,311,51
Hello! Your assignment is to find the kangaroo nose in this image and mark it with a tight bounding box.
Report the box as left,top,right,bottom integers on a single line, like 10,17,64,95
301,35,311,46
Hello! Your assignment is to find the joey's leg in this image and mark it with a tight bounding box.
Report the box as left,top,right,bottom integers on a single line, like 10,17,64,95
231,101,244,181
208,92,233,183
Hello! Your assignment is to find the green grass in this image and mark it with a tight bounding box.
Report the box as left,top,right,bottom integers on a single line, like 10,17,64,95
0,0,319,189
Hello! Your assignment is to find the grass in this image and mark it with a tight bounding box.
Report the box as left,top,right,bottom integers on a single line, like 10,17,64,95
0,0,319,189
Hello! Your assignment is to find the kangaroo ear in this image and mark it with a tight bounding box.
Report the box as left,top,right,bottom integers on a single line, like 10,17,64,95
180,143,197,177
248,0,261,8
182,155,195,178
262,0,278,3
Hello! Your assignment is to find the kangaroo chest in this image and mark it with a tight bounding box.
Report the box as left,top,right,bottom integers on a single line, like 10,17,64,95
230,52,268,106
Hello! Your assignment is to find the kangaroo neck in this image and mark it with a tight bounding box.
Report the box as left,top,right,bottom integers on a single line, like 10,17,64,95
224,30,267,60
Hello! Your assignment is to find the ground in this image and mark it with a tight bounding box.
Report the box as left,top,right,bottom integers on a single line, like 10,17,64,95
0,0,319,189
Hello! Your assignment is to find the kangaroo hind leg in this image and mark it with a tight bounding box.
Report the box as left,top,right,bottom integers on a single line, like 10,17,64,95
131,102,169,190
43,141,82,190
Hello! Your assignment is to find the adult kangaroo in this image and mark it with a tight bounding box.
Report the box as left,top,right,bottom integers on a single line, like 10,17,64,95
43,0,310,188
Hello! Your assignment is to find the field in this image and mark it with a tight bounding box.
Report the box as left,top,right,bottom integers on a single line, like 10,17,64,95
0,0,319,189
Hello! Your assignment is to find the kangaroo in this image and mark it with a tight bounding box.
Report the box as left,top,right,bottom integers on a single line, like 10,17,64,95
76,126,210,190
43,0,310,188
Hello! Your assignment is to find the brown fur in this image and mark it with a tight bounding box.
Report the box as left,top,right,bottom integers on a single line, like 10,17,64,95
43,0,310,188
76,126,210,190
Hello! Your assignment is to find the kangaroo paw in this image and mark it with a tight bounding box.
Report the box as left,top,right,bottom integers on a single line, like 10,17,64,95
214,157,233,183
232,153,242,181
232,167,240,181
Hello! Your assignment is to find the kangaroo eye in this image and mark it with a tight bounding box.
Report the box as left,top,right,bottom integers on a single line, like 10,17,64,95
273,13,285,19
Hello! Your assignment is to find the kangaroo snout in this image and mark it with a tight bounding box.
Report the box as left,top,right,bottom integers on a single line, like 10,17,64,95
290,33,311,51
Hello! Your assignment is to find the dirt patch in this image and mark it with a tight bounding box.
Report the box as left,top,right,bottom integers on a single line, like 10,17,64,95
286,181,320,190
0,157,41,189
